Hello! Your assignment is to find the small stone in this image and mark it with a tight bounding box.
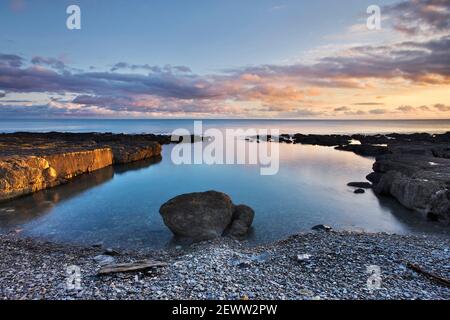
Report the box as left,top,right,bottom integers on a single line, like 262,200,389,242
104,248,120,256
93,255,115,266
296,254,312,262
312,225,333,232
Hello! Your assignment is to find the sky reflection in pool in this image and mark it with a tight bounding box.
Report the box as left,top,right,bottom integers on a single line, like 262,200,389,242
0,143,447,249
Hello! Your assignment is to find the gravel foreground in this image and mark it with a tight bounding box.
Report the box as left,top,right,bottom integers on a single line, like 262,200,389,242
0,231,449,300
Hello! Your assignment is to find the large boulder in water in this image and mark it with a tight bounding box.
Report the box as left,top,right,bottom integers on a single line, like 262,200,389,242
159,191,254,241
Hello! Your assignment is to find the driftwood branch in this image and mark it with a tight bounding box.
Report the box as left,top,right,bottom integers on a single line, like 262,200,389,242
98,260,168,275
407,262,450,287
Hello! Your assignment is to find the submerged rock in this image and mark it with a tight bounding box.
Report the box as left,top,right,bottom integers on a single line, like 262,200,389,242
159,191,254,241
354,189,366,194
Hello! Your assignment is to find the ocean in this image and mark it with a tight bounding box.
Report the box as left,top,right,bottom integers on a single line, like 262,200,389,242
0,118,449,135
0,119,448,249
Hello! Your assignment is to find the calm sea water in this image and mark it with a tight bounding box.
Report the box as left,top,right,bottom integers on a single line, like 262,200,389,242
0,119,449,249
0,118,449,135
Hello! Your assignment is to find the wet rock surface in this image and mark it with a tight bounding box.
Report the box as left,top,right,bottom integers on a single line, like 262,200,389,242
0,232,448,300
159,191,254,241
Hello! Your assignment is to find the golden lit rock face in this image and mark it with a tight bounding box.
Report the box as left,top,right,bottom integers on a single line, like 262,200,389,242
0,133,164,202
0,149,114,201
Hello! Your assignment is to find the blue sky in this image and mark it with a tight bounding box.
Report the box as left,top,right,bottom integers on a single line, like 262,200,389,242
2,0,398,72
0,0,449,119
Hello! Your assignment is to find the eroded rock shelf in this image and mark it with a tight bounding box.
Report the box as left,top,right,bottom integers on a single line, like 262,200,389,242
0,133,164,201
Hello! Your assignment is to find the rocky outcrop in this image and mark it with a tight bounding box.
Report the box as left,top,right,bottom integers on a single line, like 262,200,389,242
335,144,390,157
0,133,163,201
109,142,161,164
347,182,372,189
292,134,352,146
0,148,113,201
159,191,254,241
370,154,450,222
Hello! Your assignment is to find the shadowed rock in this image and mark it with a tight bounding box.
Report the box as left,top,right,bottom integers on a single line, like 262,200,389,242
371,154,450,222
347,182,372,189
159,191,254,241
227,205,255,239
335,144,390,157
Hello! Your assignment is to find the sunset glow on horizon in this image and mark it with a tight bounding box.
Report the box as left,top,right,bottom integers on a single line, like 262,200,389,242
1,0,449,119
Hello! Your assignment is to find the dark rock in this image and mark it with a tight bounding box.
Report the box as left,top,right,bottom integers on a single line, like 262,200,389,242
293,134,351,147
354,189,365,194
347,182,372,189
351,134,391,145
366,172,383,184
335,144,390,157
312,225,333,232
159,191,255,241
370,154,450,222
104,248,120,256
227,205,255,239
279,134,292,143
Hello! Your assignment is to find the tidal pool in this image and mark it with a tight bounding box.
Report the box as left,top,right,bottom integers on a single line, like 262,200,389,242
0,143,447,249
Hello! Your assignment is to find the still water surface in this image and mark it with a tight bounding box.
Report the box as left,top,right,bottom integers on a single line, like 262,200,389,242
0,142,447,249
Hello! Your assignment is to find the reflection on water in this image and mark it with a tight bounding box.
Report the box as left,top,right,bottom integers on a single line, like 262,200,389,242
0,143,447,249
0,166,115,227
0,157,162,228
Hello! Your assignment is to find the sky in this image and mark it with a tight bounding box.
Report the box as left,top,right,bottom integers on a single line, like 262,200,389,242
0,0,449,119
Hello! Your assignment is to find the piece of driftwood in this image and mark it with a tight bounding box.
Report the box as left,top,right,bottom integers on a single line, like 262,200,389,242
98,260,168,275
407,262,450,287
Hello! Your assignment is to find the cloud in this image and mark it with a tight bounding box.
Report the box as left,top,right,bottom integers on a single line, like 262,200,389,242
0,54,23,68
334,106,350,112
434,103,450,111
31,56,66,71
396,105,416,112
110,62,192,74
352,102,385,106
344,110,367,116
229,35,450,87
385,0,450,36
1,0,449,118
0,92,5,98
369,108,388,114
